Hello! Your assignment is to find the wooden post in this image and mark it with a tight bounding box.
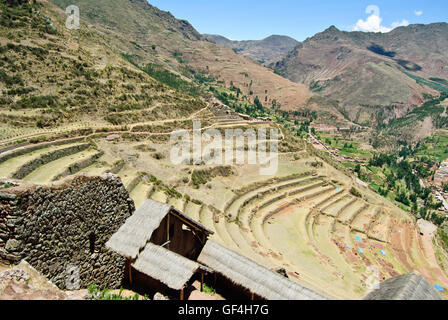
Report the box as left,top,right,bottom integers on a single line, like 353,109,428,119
200,271,204,292
128,259,133,286
251,292,255,301
180,289,184,301
166,214,170,250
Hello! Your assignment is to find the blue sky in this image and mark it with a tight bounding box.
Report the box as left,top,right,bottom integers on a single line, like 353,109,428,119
149,0,448,41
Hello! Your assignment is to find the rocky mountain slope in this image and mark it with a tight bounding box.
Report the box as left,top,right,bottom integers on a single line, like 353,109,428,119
49,0,318,116
204,34,298,65
1,1,448,301
273,24,448,125
7,0,446,144
0,0,204,134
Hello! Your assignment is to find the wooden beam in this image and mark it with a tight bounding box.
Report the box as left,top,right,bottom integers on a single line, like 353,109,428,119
166,214,170,250
201,271,204,292
251,292,255,301
171,211,210,234
180,289,184,301
128,259,133,286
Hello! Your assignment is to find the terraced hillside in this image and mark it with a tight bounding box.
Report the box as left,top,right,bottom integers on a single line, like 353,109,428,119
0,0,206,144
191,168,447,298
49,0,317,117
1,0,448,301
2,109,447,300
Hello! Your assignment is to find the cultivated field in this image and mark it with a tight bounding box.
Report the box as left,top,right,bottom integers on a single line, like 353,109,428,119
1,106,447,300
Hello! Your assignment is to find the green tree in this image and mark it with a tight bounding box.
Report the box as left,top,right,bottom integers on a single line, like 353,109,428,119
355,164,361,177
254,96,263,110
396,191,410,206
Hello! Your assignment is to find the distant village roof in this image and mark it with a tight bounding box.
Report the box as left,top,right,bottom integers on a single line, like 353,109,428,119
197,240,328,300
132,243,199,291
106,200,171,259
106,199,213,260
363,273,442,300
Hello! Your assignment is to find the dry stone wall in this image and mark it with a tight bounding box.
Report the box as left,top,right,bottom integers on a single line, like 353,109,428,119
53,151,105,181
12,144,91,179
0,174,135,290
0,137,84,165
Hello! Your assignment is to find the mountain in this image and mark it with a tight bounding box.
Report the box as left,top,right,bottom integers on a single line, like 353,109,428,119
4,0,447,142
0,0,204,133
204,34,298,65
60,0,203,41
273,24,448,126
3,1,448,301
48,0,318,117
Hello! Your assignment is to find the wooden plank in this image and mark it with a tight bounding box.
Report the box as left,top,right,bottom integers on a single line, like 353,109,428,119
128,259,133,286
201,271,204,292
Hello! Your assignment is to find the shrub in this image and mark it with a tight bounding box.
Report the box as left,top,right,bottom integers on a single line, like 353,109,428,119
6,86,35,95
438,227,448,251
0,68,24,86
15,95,57,109
350,187,362,198
87,284,146,301
152,152,164,160
395,191,410,206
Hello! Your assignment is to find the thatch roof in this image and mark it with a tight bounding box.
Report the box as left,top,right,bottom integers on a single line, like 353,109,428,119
106,199,213,259
363,273,442,300
106,200,171,259
132,243,199,291
197,240,328,300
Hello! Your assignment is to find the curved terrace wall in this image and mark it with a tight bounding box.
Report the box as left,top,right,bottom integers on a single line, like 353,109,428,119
12,144,91,179
0,137,84,165
53,151,105,181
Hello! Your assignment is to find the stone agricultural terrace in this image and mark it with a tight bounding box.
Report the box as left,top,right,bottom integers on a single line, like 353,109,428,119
0,104,446,299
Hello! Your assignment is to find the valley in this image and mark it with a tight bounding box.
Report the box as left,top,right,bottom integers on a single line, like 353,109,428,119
0,0,448,301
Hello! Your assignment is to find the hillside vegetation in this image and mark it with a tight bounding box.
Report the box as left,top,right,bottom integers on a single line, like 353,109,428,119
0,0,205,141
1,0,448,301
49,0,318,120
273,24,448,136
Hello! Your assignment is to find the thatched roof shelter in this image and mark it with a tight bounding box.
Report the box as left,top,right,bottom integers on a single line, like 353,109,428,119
106,200,171,260
363,273,442,300
197,240,328,300
106,199,213,260
132,243,199,291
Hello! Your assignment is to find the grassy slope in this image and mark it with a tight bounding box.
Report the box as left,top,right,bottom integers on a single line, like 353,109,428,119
48,0,316,116
0,0,205,139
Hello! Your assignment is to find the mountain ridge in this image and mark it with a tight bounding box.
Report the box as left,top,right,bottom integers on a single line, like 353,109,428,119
204,34,298,65
49,0,317,117
273,22,448,127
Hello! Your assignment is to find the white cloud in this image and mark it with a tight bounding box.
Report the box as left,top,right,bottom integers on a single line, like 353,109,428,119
391,19,410,29
353,14,391,33
414,10,423,16
352,5,410,33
